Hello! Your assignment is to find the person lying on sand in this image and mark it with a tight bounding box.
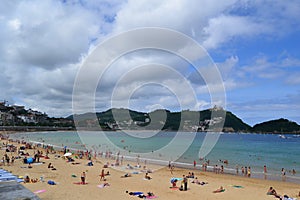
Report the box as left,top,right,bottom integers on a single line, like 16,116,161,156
191,177,208,185
31,178,38,183
126,191,155,198
121,173,132,178
213,186,225,193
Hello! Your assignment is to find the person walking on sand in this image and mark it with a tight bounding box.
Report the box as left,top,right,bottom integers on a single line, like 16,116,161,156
81,172,86,184
100,169,105,181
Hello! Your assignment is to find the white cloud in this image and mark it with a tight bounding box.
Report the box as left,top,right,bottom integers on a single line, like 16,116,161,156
202,15,271,49
0,0,299,120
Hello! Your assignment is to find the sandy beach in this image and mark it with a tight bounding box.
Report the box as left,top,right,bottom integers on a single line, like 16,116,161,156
1,134,299,200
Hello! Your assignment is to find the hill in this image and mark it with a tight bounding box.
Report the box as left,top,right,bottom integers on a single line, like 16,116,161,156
70,108,251,132
252,118,300,134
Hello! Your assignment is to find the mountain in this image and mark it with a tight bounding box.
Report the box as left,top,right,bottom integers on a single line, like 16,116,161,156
69,108,251,132
252,118,300,134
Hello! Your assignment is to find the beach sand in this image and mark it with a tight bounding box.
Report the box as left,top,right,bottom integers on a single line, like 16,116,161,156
1,136,299,200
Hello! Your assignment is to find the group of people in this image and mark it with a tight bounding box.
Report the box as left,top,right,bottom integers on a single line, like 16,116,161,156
1,153,15,166
79,168,110,185
240,166,251,177
213,165,225,174
266,187,300,199
23,175,38,183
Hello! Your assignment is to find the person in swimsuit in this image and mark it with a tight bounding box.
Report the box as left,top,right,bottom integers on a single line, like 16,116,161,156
81,172,86,184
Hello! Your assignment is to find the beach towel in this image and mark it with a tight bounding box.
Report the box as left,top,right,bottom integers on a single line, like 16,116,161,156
73,182,88,185
97,183,110,188
146,196,158,199
231,185,244,188
34,189,46,194
128,192,144,196
32,162,44,166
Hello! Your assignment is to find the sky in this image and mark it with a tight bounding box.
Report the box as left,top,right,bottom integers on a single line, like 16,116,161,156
0,0,300,126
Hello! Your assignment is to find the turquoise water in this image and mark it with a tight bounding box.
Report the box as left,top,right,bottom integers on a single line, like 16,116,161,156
8,131,300,183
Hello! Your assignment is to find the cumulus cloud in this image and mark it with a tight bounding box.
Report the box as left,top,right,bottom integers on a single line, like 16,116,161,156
0,0,299,120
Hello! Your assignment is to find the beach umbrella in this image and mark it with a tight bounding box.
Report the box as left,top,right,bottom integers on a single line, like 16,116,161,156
27,157,34,163
63,152,72,157
170,177,182,183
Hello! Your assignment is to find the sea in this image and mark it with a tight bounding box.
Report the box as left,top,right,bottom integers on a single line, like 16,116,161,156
7,130,300,184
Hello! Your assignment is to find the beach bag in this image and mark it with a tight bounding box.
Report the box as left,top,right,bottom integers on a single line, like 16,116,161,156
47,180,55,185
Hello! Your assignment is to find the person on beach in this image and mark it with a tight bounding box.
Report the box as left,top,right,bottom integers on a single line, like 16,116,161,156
191,177,208,185
48,163,56,170
100,169,105,181
1,156,5,166
193,160,196,168
81,171,86,184
170,165,174,175
247,167,251,177
24,175,30,183
11,156,15,165
264,165,267,174
171,179,178,188
5,154,10,166
121,173,132,178
235,165,239,175
183,175,188,191
267,187,280,198
281,168,286,181
145,173,151,180
213,186,225,193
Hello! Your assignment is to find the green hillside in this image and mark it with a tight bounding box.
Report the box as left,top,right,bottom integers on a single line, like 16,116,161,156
252,118,300,133
70,108,251,132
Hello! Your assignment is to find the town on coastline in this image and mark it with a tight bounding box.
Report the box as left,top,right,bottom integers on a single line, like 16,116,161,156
0,101,73,132
1,101,300,134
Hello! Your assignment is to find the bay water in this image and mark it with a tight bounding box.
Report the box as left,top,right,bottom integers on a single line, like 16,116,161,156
7,131,300,184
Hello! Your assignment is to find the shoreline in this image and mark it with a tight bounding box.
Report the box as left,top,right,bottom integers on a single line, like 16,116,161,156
1,127,300,135
3,131,300,185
